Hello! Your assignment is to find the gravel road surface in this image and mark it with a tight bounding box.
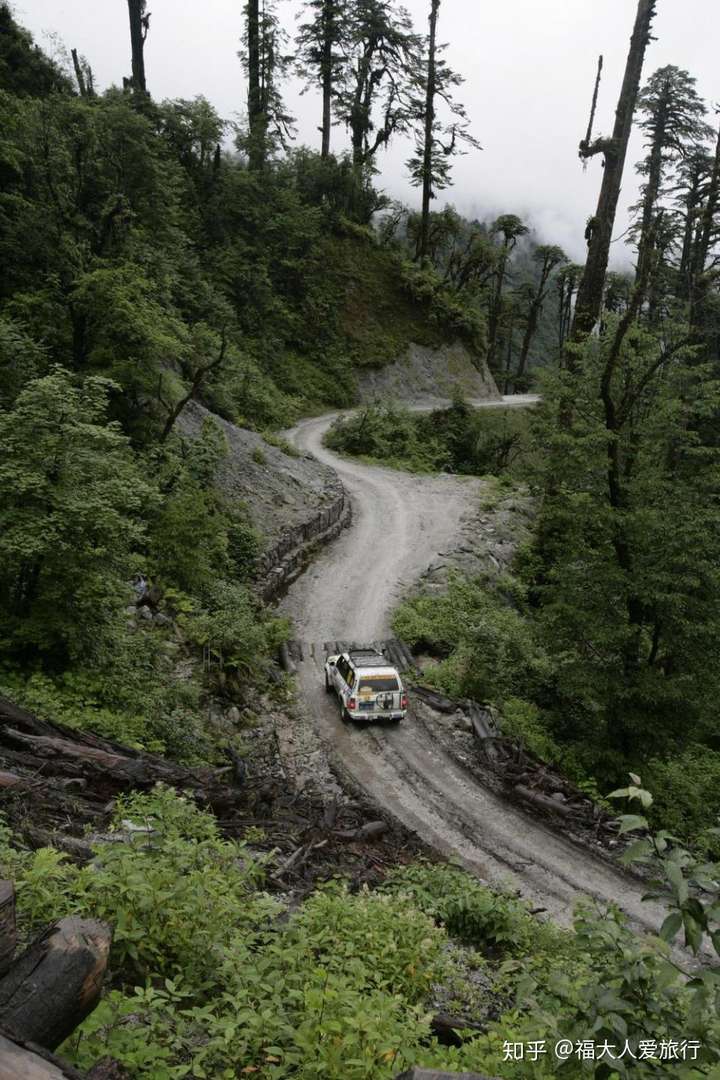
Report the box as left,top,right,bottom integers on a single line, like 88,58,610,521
280,396,669,936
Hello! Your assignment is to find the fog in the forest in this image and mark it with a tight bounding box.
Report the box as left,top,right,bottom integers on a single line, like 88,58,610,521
17,0,720,263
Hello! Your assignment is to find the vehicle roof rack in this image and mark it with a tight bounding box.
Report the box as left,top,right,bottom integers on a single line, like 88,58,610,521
348,649,391,667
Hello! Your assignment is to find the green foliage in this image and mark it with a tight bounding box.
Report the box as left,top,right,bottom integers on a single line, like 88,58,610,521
523,325,720,817
326,403,446,472
394,572,546,705
382,861,561,956
0,632,206,760
326,399,532,477
0,368,147,663
186,580,289,680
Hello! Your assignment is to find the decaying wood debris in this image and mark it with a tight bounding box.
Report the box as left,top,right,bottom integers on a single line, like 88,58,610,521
410,682,621,845
0,877,113,1078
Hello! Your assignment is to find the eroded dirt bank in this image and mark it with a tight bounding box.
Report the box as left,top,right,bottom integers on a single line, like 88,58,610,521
279,398,670,937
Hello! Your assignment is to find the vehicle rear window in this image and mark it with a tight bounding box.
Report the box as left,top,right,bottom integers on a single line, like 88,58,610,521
359,677,399,693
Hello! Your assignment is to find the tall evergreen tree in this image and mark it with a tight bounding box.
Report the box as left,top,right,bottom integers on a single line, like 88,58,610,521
630,66,709,312
514,245,567,389
407,0,479,263
486,214,528,376
338,0,418,173
296,0,349,157
241,0,294,170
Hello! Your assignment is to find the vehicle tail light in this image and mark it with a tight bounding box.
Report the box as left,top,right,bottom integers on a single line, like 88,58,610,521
401,695,408,709
347,698,356,710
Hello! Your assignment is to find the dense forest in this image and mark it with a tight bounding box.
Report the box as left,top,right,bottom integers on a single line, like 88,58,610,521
2,0,720,1077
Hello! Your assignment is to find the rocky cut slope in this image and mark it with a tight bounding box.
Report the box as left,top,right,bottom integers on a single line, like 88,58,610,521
176,401,351,599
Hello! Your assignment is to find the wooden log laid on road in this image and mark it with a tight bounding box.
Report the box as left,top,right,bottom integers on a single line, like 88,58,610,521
0,918,111,1050
0,1033,87,1080
0,883,16,978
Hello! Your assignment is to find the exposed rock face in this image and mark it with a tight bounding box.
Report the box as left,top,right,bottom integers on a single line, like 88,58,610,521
358,341,500,406
176,401,351,599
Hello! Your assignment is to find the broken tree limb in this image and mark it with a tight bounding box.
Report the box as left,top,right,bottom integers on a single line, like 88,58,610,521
335,820,388,842
513,784,574,819
430,1012,487,1046
270,845,307,880
0,1033,87,1080
0,884,16,979
0,918,111,1050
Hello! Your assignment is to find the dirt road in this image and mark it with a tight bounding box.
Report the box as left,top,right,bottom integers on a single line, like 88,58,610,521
280,396,667,935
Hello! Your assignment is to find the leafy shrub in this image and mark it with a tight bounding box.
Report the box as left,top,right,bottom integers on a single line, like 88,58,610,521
382,861,557,956
393,573,547,704
186,579,289,680
326,404,446,472
325,399,532,478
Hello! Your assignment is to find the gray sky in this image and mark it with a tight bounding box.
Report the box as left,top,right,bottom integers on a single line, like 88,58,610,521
15,0,720,264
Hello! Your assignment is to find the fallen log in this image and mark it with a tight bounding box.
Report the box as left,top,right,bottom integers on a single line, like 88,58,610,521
0,771,23,790
513,784,574,819
395,639,419,673
0,884,15,978
20,828,94,864
335,820,388,842
430,1011,487,1046
410,686,456,714
0,918,111,1050
4,729,138,773
0,1033,87,1080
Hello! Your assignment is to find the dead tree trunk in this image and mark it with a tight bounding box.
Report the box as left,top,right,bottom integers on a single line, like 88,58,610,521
0,918,111,1051
320,0,334,158
126,0,149,96
572,0,657,343
418,0,440,263
71,49,88,98
0,884,16,979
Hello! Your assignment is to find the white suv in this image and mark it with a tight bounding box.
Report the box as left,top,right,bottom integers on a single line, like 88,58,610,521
325,649,407,724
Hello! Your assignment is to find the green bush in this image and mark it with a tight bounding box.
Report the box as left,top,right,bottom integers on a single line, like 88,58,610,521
325,400,532,478
393,573,547,705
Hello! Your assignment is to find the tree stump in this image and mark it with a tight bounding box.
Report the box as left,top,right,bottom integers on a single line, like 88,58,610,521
0,918,111,1050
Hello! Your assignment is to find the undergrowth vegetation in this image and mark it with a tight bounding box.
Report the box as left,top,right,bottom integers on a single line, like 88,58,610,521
325,396,532,477
1,787,719,1078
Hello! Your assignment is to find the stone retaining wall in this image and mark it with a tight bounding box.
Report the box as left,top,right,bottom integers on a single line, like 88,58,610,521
257,480,351,601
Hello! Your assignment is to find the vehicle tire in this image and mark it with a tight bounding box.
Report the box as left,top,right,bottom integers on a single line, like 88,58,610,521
342,709,352,724
325,672,333,693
